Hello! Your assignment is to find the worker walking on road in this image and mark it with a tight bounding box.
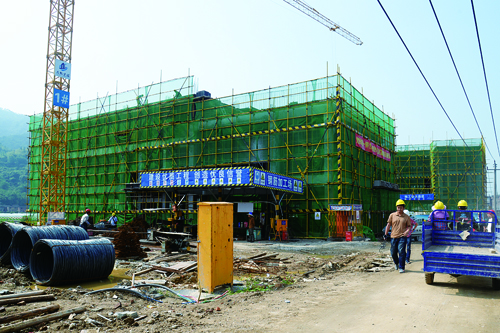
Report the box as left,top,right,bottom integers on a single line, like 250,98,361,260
247,212,255,242
385,200,411,273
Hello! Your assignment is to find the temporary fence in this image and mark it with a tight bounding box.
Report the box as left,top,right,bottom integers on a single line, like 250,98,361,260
28,74,397,238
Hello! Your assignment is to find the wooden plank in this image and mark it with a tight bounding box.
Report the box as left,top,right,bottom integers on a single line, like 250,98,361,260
0,291,45,300
247,253,267,260
0,305,59,324
0,306,85,333
0,295,55,306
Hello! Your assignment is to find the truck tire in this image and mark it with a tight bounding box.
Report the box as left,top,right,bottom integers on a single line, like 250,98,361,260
492,278,500,290
425,272,435,285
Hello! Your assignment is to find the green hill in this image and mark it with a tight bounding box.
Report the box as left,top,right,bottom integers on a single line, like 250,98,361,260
0,108,29,212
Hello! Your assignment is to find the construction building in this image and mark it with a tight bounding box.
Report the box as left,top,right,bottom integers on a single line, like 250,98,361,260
27,74,399,238
396,139,486,212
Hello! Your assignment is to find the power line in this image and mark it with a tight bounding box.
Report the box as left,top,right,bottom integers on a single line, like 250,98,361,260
376,0,467,147
428,0,495,161
471,0,500,159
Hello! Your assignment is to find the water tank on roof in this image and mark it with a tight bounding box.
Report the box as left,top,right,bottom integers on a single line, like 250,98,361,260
195,90,211,99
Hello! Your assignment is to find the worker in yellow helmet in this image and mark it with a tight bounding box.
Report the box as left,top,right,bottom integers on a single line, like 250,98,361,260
428,200,450,230
384,199,411,273
456,200,474,231
107,212,118,228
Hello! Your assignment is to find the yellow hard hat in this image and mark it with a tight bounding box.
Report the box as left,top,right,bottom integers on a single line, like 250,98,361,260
457,200,468,208
434,201,445,210
396,199,405,206
112,212,116,216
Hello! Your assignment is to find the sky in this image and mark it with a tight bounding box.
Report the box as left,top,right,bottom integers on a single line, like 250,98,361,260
0,0,499,192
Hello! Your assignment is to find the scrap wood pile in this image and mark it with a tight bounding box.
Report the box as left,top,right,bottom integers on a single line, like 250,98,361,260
365,255,394,272
0,290,84,332
131,253,198,286
233,253,290,274
113,224,147,259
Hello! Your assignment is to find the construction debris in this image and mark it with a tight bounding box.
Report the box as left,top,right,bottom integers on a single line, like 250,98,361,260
112,223,147,259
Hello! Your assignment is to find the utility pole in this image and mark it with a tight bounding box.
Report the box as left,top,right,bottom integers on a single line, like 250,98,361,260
494,160,497,212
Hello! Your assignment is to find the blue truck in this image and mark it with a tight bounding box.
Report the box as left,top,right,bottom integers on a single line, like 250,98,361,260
422,209,500,288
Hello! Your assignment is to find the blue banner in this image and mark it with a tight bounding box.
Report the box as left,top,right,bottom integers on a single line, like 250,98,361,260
140,167,303,194
399,194,434,201
253,169,303,194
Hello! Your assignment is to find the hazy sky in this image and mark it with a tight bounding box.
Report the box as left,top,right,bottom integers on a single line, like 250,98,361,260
1,1,499,171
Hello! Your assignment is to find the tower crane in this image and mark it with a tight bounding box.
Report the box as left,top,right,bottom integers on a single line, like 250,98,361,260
282,0,362,45
39,0,75,223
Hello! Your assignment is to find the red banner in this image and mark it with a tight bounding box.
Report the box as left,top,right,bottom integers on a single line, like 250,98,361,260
355,134,391,161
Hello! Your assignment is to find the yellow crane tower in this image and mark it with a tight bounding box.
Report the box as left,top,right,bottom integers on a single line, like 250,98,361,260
282,0,362,45
39,0,75,223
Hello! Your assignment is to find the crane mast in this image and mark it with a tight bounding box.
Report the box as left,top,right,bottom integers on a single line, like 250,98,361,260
282,0,362,45
39,0,74,222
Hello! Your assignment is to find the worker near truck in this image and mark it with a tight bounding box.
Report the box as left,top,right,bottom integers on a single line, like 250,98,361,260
384,199,411,273
456,200,474,231
485,210,497,233
428,201,449,230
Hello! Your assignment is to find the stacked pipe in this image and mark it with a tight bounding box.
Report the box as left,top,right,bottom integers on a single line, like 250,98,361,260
0,222,24,265
10,226,89,273
1,225,117,285
30,238,115,285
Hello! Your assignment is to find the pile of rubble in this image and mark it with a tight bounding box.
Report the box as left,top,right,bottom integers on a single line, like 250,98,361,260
112,224,147,259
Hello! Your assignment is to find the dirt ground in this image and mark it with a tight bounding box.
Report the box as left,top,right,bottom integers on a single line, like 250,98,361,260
1,239,500,332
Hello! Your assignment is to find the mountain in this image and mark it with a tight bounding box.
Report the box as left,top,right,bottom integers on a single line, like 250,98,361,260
0,108,29,212
0,108,29,150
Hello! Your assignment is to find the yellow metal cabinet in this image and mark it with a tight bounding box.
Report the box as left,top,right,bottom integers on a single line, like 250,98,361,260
197,202,233,293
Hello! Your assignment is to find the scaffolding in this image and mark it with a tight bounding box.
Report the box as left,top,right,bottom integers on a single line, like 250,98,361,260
396,139,486,212
28,74,397,238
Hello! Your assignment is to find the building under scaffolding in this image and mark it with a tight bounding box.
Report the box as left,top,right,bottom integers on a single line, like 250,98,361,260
27,74,398,238
396,139,486,212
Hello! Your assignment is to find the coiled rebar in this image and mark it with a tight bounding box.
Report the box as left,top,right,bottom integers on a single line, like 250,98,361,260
11,225,89,273
30,238,115,286
0,222,25,265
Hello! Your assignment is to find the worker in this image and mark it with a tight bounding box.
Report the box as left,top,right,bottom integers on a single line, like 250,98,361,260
107,212,118,228
384,199,411,273
456,200,473,231
80,208,91,231
428,201,449,230
404,209,418,265
485,210,497,233
247,212,255,242
172,204,185,232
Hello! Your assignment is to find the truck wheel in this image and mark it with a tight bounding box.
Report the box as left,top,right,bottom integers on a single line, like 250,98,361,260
492,278,500,290
425,272,435,285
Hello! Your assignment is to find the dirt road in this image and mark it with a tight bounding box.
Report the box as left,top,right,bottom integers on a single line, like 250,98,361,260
236,242,500,333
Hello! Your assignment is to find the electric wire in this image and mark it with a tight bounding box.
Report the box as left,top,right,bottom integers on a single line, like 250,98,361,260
429,0,495,161
84,287,162,303
30,238,115,286
471,0,500,158
377,0,466,147
10,225,89,273
0,222,25,265
378,0,486,205
131,283,194,303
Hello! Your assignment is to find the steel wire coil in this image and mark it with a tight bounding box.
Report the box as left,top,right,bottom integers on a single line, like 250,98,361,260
30,238,115,285
11,225,89,273
0,222,25,265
